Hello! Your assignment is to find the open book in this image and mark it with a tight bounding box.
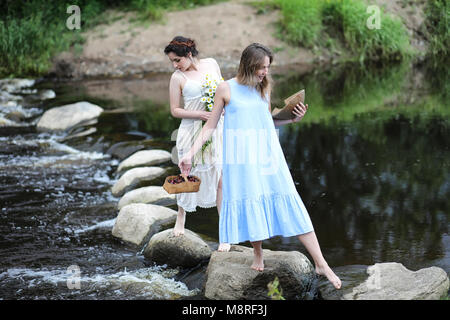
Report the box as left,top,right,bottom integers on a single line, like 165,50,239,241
271,89,305,120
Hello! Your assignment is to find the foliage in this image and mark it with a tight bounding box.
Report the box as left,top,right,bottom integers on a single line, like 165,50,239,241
323,0,412,62
0,0,224,77
423,0,450,56
267,276,285,300
272,0,412,62
1,0,105,77
276,0,323,48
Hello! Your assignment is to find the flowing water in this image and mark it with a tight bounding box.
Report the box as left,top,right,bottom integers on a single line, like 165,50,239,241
0,59,448,299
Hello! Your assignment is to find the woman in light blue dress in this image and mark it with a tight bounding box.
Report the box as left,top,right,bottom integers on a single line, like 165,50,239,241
179,43,341,289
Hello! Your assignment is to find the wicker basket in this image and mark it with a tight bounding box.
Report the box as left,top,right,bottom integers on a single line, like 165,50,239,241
162,174,201,194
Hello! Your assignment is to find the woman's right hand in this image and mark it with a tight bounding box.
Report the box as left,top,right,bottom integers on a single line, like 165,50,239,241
198,111,211,122
179,155,192,176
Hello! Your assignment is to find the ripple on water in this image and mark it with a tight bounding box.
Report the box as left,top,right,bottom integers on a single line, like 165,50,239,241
0,266,199,300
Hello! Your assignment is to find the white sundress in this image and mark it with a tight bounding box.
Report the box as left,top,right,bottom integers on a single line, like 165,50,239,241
174,68,224,212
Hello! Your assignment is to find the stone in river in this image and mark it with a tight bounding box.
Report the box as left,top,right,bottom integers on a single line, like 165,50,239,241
36,101,103,132
112,166,166,197
143,228,212,268
112,203,177,247
117,186,175,210
117,149,172,172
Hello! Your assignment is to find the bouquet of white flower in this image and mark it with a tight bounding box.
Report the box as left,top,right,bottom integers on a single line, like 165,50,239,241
195,74,223,164
200,74,223,111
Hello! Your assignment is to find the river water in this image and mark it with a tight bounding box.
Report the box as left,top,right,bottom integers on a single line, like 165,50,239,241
0,60,448,299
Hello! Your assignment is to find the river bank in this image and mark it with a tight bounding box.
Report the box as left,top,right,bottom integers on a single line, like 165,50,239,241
47,0,437,80
3,0,446,79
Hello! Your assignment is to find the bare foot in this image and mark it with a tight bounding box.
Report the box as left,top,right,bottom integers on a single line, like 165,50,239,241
173,210,185,236
251,249,264,272
218,243,231,252
316,264,342,289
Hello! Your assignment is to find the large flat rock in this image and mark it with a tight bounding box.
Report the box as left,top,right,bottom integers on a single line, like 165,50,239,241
117,186,176,210
112,203,177,247
341,262,449,300
112,166,166,197
117,149,172,172
204,245,317,300
37,101,103,132
144,228,212,268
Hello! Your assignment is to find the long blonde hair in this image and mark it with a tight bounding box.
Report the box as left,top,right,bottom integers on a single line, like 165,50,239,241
236,43,273,100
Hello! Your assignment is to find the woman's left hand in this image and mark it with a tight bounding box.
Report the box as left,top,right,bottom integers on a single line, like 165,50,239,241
179,155,192,176
291,102,308,123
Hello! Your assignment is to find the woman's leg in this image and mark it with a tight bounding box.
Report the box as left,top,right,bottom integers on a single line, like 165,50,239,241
297,231,341,289
173,206,186,236
216,175,231,252
250,240,264,271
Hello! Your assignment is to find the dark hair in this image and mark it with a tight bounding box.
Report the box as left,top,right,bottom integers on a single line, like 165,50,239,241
236,43,273,100
164,36,199,57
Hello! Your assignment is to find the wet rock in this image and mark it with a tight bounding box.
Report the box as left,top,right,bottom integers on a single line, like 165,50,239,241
175,264,208,292
0,117,20,127
1,100,18,107
117,186,175,210
117,149,172,172
112,203,177,247
144,228,212,268
112,166,166,197
0,90,23,103
204,245,317,300
342,262,449,300
5,110,26,122
60,127,97,141
36,101,103,132
106,141,145,160
39,89,56,100
317,264,368,300
0,78,35,93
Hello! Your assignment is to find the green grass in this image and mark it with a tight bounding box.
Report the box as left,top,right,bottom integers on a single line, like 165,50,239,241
0,13,61,76
0,0,107,77
277,0,323,48
423,0,450,57
271,0,413,62
325,0,412,62
0,0,225,78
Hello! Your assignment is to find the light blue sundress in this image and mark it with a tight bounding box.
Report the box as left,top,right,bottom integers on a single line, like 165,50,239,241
219,78,314,244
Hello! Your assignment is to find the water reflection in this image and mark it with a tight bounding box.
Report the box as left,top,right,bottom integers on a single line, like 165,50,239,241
127,60,449,273
279,114,448,270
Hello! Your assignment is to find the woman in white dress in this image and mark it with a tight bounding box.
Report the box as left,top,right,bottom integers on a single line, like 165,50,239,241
164,36,230,252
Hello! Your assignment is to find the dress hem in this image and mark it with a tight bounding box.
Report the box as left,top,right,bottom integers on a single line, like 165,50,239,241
221,228,315,245
179,202,218,213
219,193,314,244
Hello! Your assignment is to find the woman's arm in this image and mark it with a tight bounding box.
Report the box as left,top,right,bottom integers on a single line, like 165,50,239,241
169,73,211,121
179,81,229,174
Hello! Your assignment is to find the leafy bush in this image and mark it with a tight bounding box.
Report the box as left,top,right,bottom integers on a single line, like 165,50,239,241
277,0,323,47
274,0,412,62
0,0,224,77
423,0,449,56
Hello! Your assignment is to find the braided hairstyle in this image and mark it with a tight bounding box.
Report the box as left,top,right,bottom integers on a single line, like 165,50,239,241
164,36,199,58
